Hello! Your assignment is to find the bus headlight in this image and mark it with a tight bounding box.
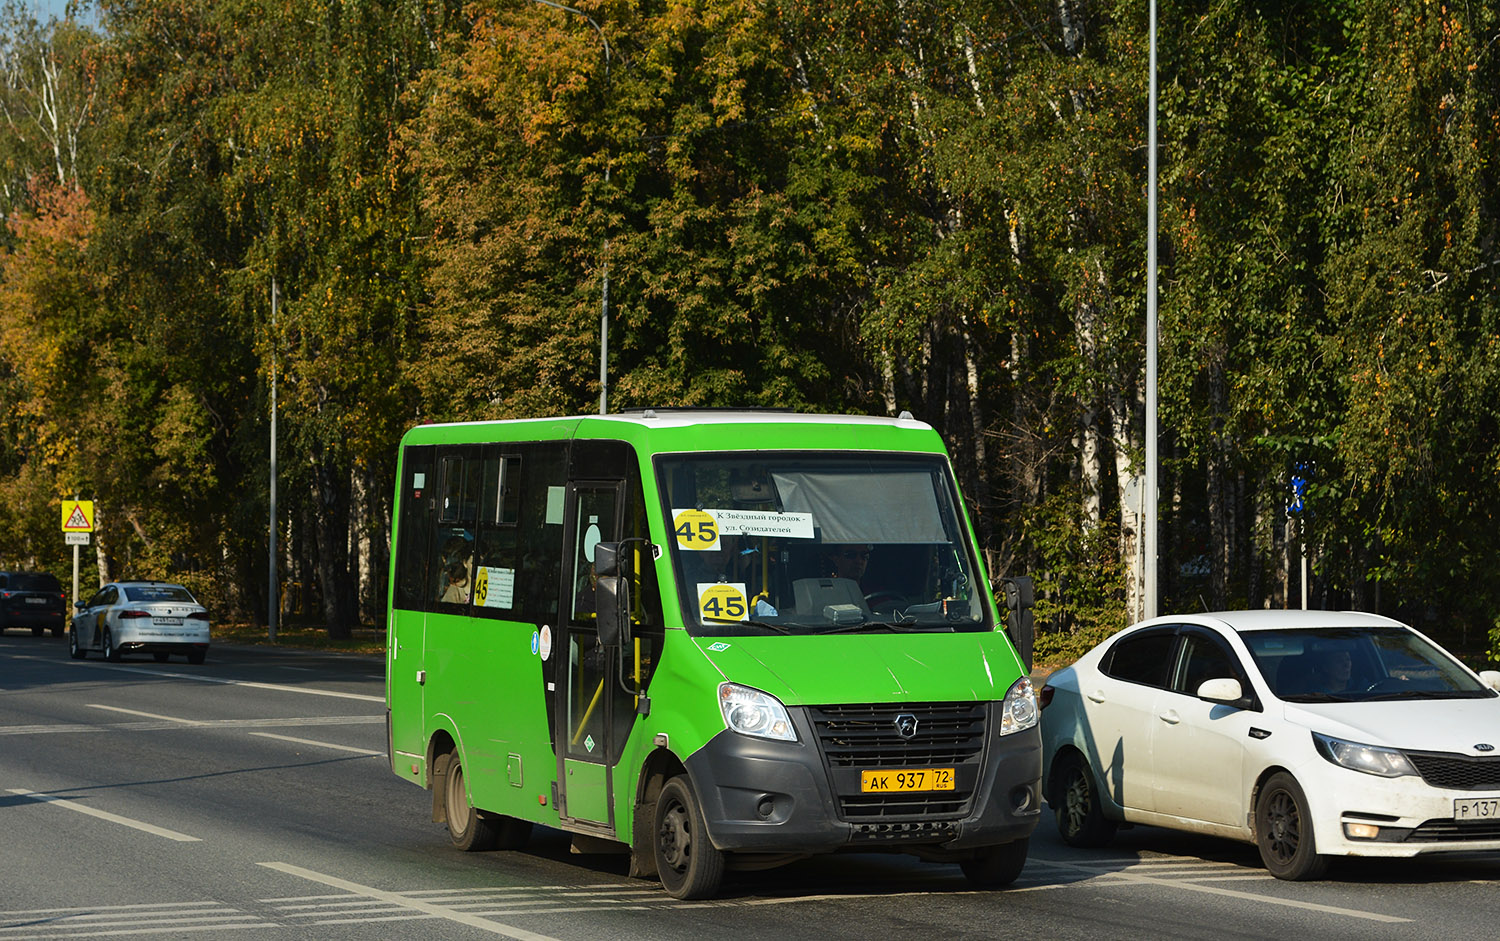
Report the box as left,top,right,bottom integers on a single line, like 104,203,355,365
718,683,797,742
1000,676,1039,736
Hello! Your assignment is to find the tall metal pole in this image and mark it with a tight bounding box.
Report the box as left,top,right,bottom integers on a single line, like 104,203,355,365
268,278,279,642
1143,0,1161,620
527,0,612,415
600,166,610,415
71,497,80,614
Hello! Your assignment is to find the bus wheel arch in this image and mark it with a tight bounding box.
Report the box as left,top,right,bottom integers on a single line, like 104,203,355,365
427,731,457,821
629,747,687,879
429,735,531,853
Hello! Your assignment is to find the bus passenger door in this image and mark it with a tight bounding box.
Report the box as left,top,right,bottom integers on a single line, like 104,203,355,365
554,480,631,831
388,445,435,772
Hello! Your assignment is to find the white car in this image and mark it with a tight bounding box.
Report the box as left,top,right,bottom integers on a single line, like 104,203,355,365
70,581,211,664
1040,609,1500,879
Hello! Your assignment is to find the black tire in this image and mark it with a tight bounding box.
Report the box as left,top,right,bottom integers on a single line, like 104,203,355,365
187,649,206,665
51,623,63,637
68,627,87,660
103,627,121,662
153,652,170,663
1256,771,1329,880
960,838,1028,888
653,775,725,900
442,752,498,851
1054,752,1117,848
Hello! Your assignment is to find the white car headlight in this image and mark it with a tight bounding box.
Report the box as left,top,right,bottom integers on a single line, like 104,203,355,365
1000,676,1039,736
1313,732,1416,777
718,683,797,742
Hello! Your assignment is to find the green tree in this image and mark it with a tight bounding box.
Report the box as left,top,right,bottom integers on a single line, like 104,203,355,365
1321,0,1500,634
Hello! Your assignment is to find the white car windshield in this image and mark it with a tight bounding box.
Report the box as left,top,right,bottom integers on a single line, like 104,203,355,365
1245,626,1495,702
656,452,988,636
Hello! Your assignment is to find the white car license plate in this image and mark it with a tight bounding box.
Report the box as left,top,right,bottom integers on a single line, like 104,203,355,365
1454,797,1500,821
155,617,183,626
25,597,46,605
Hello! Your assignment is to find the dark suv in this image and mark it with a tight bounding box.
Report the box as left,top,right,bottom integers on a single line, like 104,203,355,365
0,571,67,636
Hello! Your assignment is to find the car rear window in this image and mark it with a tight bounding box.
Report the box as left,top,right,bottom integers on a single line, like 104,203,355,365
123,585,197,603
12,573,61,592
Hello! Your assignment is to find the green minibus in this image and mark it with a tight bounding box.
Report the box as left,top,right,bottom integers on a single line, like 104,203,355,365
385,410,1041,898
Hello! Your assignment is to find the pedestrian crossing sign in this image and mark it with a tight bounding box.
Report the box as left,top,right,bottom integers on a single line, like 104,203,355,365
61,499,95,532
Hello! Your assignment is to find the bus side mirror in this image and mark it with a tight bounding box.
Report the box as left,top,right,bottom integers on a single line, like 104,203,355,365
1000,576,1035,673
594,542,632,648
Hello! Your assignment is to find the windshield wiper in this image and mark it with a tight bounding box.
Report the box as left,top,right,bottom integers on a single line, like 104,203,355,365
1365,689,1488,701
812,621,952,635
700,617,797,634
1280,692,1357,703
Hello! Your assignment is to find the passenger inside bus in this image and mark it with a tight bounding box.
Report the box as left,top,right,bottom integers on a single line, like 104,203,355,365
438,535,473,603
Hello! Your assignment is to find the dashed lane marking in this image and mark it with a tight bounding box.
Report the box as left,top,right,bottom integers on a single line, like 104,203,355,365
87,704,199,724
1026,855,1411,923
6,789,201,843
0,715,382,737
72,662,384,703
247,732,383,755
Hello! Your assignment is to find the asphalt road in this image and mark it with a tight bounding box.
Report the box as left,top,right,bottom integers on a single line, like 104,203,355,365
3,631,1498,940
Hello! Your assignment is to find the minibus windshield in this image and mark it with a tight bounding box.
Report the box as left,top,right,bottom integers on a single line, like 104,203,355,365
656,452,990,636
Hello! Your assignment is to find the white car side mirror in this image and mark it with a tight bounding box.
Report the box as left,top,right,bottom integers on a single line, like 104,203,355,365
1196,677,1244,704
1479,670,1500,693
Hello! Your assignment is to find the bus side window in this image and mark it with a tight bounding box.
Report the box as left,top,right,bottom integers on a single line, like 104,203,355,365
393,445,436,611
513,442,567,620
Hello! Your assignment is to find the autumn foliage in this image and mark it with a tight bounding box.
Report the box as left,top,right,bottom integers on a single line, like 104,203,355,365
1,0,1497,658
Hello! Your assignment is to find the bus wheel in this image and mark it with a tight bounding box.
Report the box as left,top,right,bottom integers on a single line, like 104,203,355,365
443,753,498,852
653,776,724,900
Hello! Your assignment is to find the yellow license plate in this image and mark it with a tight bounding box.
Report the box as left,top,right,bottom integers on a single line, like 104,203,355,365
860,768,955,793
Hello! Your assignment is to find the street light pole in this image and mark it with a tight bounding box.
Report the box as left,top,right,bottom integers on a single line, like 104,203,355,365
268,277,279,642
526,0,613,415
1143,0,1161,620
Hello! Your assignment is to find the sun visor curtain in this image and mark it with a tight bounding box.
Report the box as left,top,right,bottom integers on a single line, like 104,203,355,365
770,470,949,544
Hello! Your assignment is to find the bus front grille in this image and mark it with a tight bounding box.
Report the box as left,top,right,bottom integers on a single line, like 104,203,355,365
808,701,987,823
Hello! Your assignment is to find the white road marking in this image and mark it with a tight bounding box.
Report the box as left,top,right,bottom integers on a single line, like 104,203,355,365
6,789,200,842
248,732,382,755
1027,855,1411,922
258,862,566,941
0,715,382,737
87,704,202,724
79,662,384,703
0,922,269,938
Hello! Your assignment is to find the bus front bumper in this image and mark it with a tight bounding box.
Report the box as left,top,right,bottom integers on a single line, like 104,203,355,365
684,707,1042,855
